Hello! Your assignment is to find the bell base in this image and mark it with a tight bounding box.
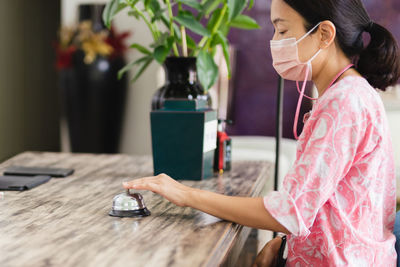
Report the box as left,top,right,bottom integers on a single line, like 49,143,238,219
108,208,151,218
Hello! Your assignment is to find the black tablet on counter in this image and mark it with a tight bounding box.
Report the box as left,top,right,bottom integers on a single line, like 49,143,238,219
4,166,74,178
0,175,51,191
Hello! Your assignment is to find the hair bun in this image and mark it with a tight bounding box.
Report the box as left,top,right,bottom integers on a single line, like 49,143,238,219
364,21,374,33
358,22,400,89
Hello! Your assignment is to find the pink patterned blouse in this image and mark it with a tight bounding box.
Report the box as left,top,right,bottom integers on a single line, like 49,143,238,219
264,76,397,266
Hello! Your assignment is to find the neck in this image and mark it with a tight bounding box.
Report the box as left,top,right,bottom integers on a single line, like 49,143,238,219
312,49,359,97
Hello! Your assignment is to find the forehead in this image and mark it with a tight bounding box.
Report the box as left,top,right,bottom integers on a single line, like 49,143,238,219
270,0,304,26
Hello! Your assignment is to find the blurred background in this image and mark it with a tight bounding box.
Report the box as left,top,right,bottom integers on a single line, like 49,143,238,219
0,0,60,162
0,0,398,258
0,0,399,169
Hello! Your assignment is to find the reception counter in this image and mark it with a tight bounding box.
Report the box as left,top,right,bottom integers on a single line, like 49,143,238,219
0,152,272,267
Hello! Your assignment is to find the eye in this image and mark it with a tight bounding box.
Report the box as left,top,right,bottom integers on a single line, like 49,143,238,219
279,30,287,35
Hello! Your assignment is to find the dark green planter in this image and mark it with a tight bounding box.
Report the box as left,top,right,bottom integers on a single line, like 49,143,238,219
151,100,217,180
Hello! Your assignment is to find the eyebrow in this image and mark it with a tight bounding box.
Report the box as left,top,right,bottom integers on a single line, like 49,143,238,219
272,18,286,25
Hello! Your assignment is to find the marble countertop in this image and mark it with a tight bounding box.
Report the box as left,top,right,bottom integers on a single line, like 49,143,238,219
0,152,272,267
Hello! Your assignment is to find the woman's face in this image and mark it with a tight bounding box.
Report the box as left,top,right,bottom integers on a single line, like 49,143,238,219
270,0,321,63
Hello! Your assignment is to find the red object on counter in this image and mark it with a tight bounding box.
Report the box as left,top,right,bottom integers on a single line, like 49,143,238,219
217,131,230,171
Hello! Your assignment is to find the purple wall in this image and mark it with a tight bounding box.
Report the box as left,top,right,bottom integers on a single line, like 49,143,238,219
226,0,400,139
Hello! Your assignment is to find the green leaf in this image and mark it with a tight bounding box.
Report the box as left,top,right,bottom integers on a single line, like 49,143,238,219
153,36,174,64
207,7,229,34
174,13,211,37
230,14,260,29
153,45,169,64
186,35,197,49
166,36,175,48
228,0,246,20
248,0,254,10
145,0,160,11
102,0,127,28
151,8,166,23
153,46,168,64
161,14,181,39
130,43,152,55
127,10,140,19
214,31,231,78
219,15,230,36
178,0,202,11
145,0,164,22
118,56,151,80
178,10,194,17
196,50,219,91
131,57,153,83
206,8,221,31
202,0,222,16
150,32,169,48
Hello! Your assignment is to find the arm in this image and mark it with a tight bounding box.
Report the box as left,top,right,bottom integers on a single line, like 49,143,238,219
123,174,290,234
188,187,289,233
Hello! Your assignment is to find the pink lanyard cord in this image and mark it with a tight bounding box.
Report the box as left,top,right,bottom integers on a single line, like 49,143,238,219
293,63,354,140
327,63,354,89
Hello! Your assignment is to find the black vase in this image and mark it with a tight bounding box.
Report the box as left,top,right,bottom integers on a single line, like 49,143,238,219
59,50,127,153
151,57,212,110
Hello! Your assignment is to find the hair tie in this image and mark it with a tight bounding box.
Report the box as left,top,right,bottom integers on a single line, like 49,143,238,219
365,21,374,32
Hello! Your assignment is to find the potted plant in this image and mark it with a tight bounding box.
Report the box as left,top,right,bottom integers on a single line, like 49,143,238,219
102,0,260,109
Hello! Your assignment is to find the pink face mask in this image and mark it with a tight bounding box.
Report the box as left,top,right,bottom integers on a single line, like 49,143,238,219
270,22,322,139
270,22,321,81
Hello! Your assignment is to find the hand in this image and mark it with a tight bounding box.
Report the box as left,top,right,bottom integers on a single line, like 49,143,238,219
252,236,283,267
123,173,192,207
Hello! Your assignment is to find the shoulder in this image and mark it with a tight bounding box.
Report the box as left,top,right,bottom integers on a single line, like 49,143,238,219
301,76,375,140
313,76,381,118
302,76,386,148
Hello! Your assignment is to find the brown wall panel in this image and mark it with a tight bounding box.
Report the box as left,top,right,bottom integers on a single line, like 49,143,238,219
0,0,61,161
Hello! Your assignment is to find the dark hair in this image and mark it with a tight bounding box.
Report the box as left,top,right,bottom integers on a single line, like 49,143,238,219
283,0,400,90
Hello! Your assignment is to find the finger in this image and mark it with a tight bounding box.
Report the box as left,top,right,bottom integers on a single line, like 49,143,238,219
122,176,158,189
124,183,150,191
124,179,163,195
128,182,158,192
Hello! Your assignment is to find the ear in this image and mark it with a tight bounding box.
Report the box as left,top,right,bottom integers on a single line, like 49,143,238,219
318,20,336,49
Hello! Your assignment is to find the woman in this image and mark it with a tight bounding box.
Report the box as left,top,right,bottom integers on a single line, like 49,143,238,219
123,0,400,265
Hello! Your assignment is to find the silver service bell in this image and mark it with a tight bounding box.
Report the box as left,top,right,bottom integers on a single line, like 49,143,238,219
109,189,151,217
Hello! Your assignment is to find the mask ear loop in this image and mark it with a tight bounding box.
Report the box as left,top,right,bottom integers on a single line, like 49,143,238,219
293,23,322,101
296,81,317,100
295,22,321,45
295,49,322,100
292,22,322,139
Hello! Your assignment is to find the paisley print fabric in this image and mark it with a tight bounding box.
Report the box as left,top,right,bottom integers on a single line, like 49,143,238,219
263,76,397,266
